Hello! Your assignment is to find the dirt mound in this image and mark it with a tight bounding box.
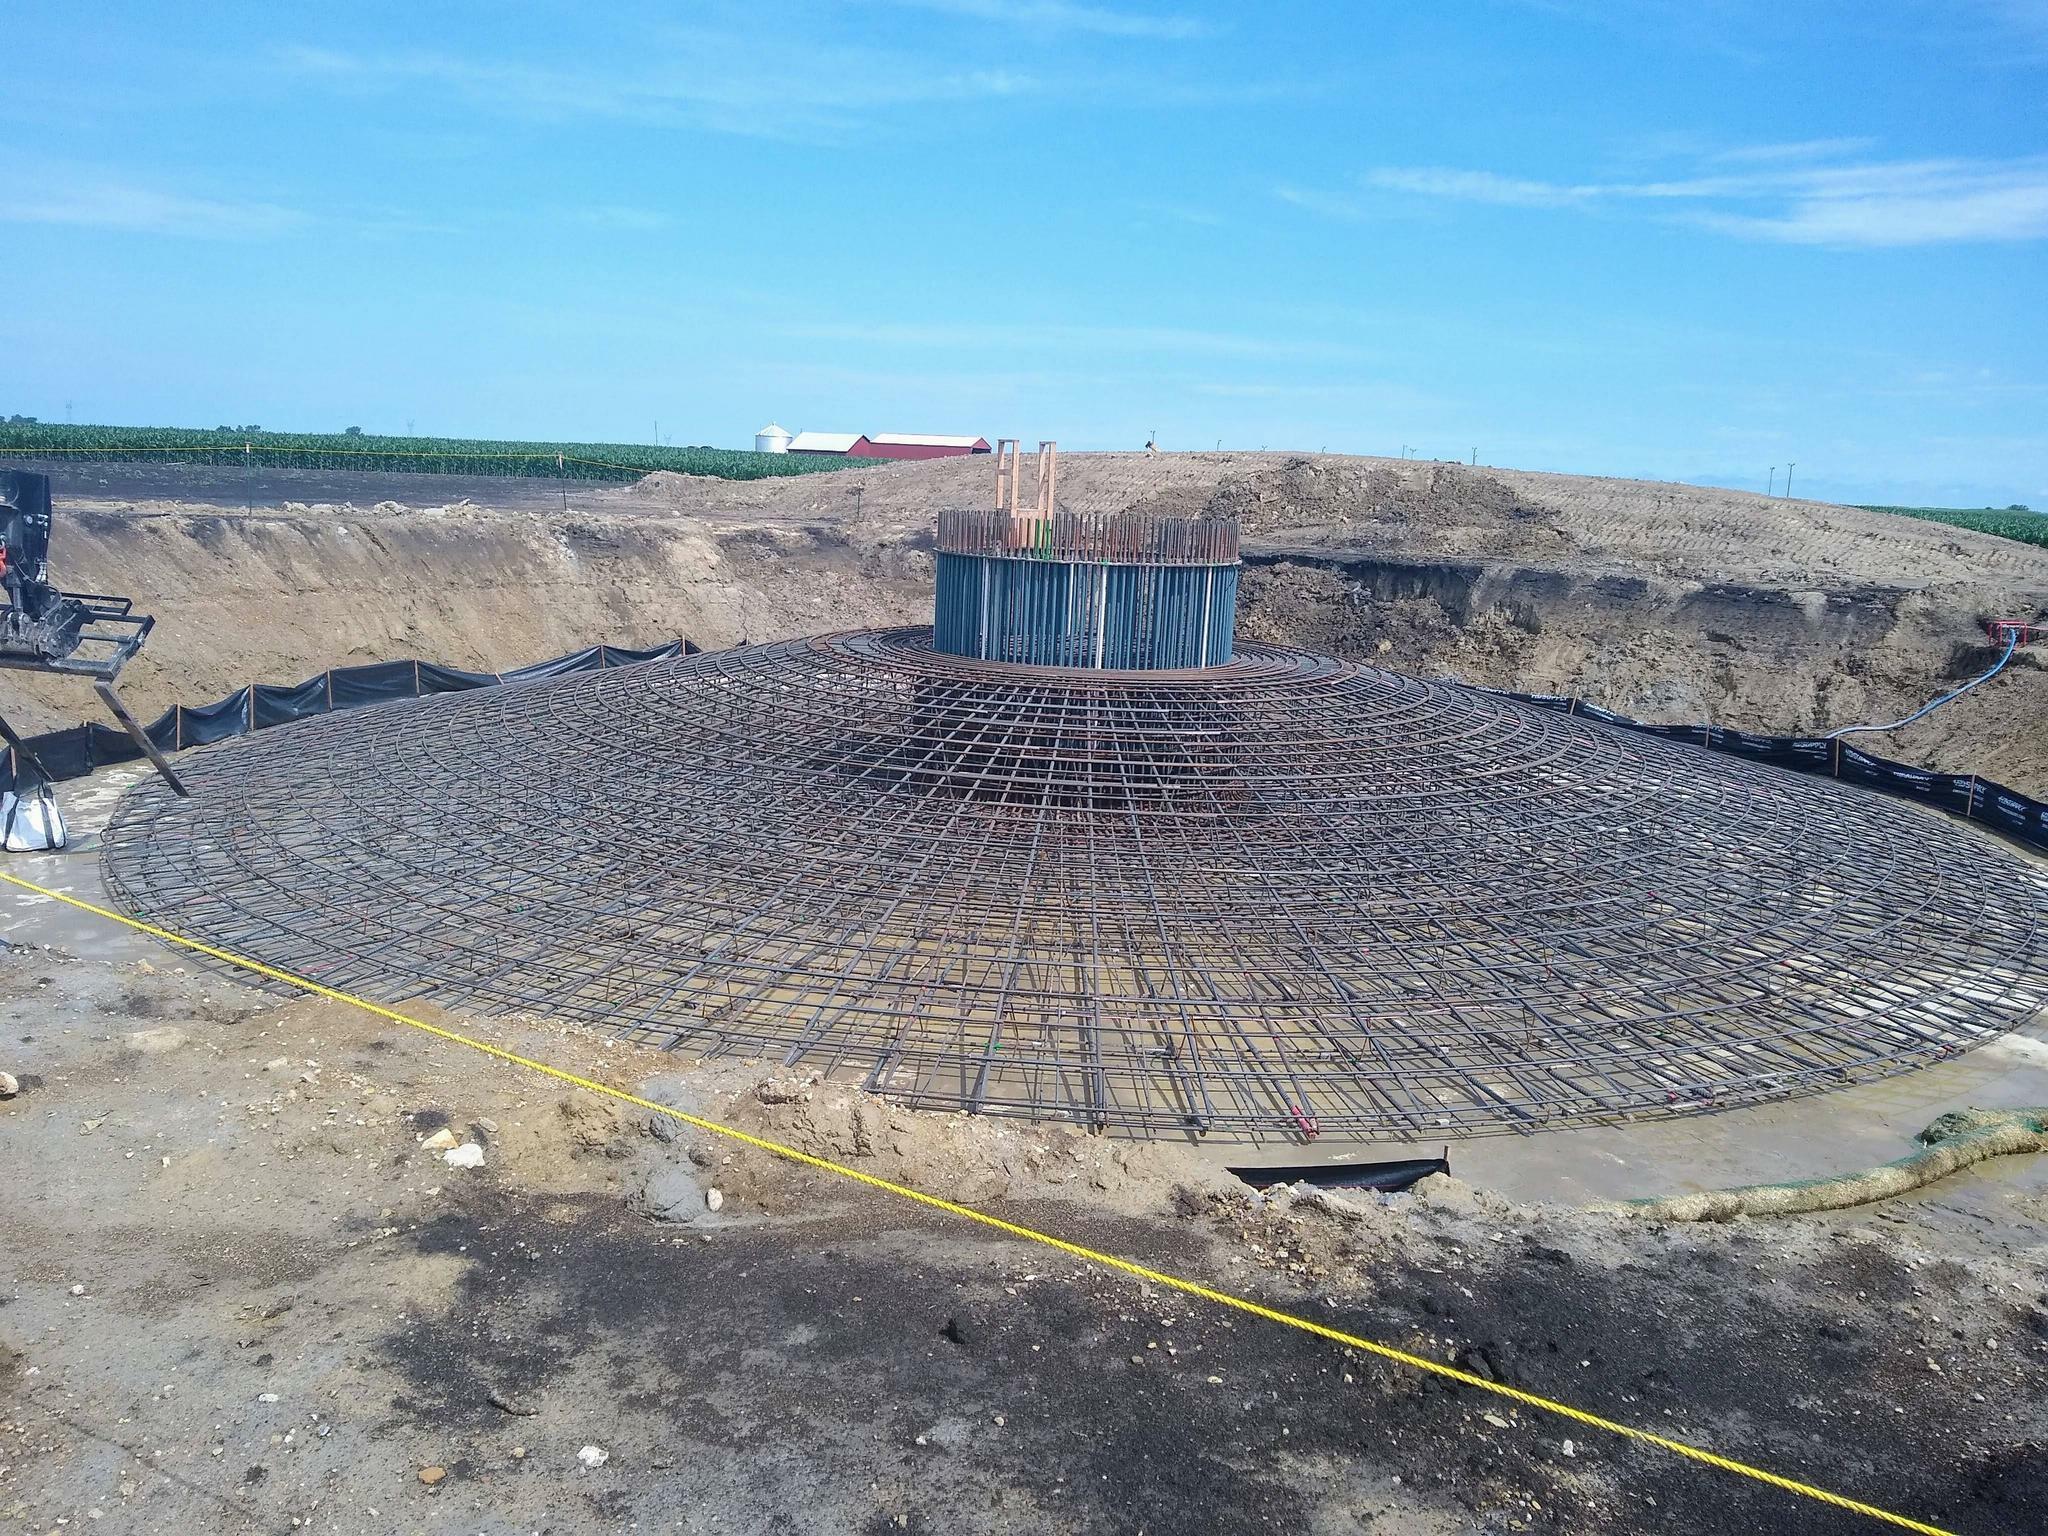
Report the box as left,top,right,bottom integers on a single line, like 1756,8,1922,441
1127,456,1561,562
620,1064,1243,1220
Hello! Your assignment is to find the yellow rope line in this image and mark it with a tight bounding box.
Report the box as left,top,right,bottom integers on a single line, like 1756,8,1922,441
0,868,1959,1536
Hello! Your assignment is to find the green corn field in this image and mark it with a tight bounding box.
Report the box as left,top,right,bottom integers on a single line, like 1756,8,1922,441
1859,504,2048,551
0,423,883,482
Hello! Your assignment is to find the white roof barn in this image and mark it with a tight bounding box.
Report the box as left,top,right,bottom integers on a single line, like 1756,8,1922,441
785,431,864,454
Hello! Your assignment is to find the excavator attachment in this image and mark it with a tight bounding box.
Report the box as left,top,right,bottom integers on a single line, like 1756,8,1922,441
0,468,187,813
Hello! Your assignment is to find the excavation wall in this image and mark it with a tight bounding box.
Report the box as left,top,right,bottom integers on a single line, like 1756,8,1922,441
3,506,932,737
1236,552,2047,793
6,451,2044,795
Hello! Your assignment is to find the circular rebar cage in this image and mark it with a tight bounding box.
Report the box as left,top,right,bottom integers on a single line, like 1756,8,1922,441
101,629,2048,1141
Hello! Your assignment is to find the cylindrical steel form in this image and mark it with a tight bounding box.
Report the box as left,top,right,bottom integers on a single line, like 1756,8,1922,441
932,510,1241,670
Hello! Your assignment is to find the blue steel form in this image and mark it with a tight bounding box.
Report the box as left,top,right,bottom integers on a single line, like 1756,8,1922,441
932,509,1241,670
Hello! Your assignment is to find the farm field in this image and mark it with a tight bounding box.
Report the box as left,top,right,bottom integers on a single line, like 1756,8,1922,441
1859,503,2048,549
0,421,881,482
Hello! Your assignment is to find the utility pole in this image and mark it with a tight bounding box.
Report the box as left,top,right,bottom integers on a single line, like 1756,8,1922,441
1784,462,1796,498
1768,466,1777,497
1470,447,1476,466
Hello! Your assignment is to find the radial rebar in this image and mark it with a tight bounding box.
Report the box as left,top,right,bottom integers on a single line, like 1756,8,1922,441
100,629,2048,1142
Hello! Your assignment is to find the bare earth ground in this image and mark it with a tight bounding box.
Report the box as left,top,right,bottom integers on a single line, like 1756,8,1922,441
4,891,2045,1535
5,452,2044,793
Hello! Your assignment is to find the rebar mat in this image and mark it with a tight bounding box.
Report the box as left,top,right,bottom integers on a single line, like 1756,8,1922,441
100,629,2048,1141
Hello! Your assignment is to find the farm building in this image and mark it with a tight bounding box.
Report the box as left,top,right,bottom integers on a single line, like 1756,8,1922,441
784,431,865,456
782,431,991,459
855,433,992,460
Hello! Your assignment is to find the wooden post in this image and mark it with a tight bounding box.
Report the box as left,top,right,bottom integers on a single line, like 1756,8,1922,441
95,681,187,798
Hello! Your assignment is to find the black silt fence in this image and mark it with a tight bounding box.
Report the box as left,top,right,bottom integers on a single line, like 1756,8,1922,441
2,638,698,795
1497,690,2048,856
7,653,2043,859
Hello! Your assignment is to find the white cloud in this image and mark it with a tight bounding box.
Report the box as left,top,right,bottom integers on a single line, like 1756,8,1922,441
275,16,1283,143
1695,176,2048,246
6,180,305,238
884,0,1214,39
775,317,1365,363
1363,167,1593,209
1705,136,1877,165
565,205,675,232
1308,146,2048,246
277,37,1039,142
1273,185,1373,222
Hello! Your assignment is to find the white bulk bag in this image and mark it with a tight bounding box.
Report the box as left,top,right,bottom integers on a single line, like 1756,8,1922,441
1,787,68,852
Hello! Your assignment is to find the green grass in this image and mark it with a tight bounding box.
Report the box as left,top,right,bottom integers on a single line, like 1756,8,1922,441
0,422,883,482
1856,504,2048,550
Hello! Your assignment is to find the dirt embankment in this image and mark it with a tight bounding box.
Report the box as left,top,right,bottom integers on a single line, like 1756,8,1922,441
1236,554,2048,791
2,504,931,736
9,451,2046,791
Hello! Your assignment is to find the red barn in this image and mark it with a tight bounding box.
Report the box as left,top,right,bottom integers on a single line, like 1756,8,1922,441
850,433,991,461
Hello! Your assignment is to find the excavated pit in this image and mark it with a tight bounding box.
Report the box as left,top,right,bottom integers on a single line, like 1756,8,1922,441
99,627,2048,1143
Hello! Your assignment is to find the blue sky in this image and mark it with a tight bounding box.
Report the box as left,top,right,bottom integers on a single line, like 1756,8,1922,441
6,0,2045,506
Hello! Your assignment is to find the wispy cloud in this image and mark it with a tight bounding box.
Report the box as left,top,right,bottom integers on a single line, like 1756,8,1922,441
278,37,1039,142
1129,199,1224,227
1290,144,2048,246
1705,137,1878,165
275,11,1283,144
775,318,1365,363
884,0,1214,40
563,204,675,232
2,161,472,241
7,179,306,238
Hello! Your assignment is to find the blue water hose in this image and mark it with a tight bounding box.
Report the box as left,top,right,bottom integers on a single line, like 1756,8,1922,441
1827,626,2022,740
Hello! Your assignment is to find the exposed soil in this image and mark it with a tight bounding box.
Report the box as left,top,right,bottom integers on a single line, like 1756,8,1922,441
6,451,2044,793
4,920,2044,1535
